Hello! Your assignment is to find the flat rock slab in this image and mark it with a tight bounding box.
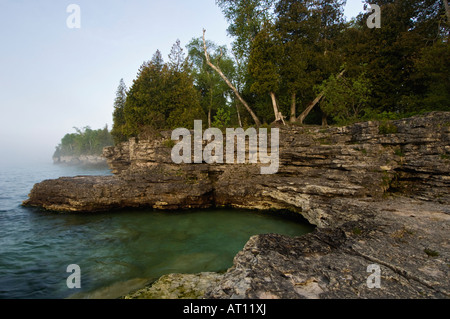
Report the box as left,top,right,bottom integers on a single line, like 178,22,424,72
205,198,449,299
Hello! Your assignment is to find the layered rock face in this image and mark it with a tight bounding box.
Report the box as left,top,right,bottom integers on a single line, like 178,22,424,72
23,112,450,298
26,112,449,225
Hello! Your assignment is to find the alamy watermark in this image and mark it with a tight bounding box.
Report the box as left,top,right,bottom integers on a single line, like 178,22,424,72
367,264,381,289
66,264,81,289
66,4,81,29
171,120,280,175
366,4,381,29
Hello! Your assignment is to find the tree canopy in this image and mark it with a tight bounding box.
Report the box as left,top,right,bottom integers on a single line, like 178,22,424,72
118,40,205,138
111,0,449,143
54,126,113,158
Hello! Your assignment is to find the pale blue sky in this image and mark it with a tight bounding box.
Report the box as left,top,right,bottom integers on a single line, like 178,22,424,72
0,0,364,165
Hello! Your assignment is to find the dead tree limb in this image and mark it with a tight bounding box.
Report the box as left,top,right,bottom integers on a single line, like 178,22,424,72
296,69,346,124
203,29,261,127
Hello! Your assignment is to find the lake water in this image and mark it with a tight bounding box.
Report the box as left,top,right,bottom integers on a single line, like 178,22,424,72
0,163,314,299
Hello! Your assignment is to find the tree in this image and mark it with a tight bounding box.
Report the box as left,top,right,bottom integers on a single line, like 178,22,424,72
248,22,285,123
318,71,372,125
203,29,262,126
348,0,449,114
151,49,164,71
212,106,232,130
54,126,113,158
123,43,205,137
275,0,318,122
407,40,450,112
168,39,187,72
294,0,346,124
111,79,128,144
187,38,235,128
270,0,346,124
445,0,450,23
216,0,278,61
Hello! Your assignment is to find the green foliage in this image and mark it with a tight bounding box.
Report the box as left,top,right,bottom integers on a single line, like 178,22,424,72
394,148,405,157
119,41,206,138
216,0,277,60
111,79,128,144
211,107,232,130
318,70,372,125
248,22,282,96
163,139,176,148
109,0,449,136
406,40,450,113
379,121,399,135
214,0,448,126
341,0,449,116
54,126,113,158
187,38,237,127
352,227,362,236
424,248,439,257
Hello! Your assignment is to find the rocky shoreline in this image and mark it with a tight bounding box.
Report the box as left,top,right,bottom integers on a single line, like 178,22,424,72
24,112,450,299
53,154,108,168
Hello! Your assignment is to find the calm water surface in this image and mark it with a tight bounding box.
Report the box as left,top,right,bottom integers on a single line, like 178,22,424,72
0,163,314,299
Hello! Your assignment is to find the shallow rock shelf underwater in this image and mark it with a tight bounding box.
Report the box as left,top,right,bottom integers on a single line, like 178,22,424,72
1,206,314,299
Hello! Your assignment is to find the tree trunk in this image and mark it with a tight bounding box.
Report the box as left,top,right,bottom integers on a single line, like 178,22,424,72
208,90,213,128
322,111,328,128
290,92,296,123
444,0,450,23
203,29,261,127
269,92,286,125
270,92,280,122
296,69,346,124
235,100,243,128
208,108,212,128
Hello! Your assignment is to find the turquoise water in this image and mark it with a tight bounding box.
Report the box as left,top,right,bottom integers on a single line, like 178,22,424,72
0,163,314,299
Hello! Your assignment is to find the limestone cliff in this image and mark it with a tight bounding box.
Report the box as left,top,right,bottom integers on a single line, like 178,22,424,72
24,112,450,299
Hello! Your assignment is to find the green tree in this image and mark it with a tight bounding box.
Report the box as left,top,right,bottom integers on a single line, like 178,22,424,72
345,0,449,114
187,38,236,127
248,22,285,123
275,0,319,122
111,78,128,144
54,126,113,157
318,71,372,125
407,40,450,112
123,42,206,137
216,0,277,61
211,106,232,130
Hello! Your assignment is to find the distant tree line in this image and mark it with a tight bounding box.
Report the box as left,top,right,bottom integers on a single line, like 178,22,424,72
112,0,449,144
53,126,113,157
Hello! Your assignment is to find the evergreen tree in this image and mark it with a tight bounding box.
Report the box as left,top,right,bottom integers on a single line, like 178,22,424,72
248,22,284,123
345,0,449,114
111,79,128,144
216,0,278,61
54,126,113,157
122,43,206,138
151,49,164,71
275,0,319,122
168,39,187,72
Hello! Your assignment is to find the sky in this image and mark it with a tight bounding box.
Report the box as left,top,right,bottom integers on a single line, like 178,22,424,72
0,0,365,166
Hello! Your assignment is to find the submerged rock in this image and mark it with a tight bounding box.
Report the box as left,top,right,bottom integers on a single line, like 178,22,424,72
123,273,223,299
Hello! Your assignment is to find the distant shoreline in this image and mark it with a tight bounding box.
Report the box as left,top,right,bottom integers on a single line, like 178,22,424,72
53,154,108,168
